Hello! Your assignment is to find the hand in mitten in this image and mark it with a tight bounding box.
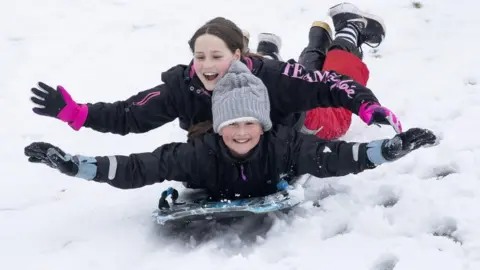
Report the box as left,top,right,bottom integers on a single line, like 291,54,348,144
359,102,402,134
24,142,97,180
30,82,88,130
366,128,438,165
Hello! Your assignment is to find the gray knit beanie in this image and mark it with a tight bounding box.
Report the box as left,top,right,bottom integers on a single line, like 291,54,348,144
212,60,272,133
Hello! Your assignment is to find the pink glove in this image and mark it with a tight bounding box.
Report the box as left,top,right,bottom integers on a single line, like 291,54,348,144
31,82,88,131
359,102,402,134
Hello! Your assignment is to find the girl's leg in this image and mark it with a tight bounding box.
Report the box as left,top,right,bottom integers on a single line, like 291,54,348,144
302,3,385,140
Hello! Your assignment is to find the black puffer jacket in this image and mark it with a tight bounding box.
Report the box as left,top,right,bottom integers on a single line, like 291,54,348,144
83,56,378,135
92,125,375,200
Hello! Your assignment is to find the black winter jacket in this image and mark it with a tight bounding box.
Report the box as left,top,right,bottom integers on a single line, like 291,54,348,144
83,56,379,135
92,125,376,200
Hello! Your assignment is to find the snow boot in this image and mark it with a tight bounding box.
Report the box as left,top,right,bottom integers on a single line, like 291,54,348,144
298,21,333,70
256,33,282,61
328,2,386,59
242,29,251,54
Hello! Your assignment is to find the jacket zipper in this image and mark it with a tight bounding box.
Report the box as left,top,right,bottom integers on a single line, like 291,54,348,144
240,164,247,181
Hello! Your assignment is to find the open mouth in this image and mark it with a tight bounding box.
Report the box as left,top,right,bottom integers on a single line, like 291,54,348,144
203,72,219,81
234,139,250,144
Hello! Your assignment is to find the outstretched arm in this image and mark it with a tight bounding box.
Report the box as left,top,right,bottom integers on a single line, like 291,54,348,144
275,126,437,178
260,59,376,115
93,142,205,189
24,139,211,189
31,82,178,135
258,59,402,133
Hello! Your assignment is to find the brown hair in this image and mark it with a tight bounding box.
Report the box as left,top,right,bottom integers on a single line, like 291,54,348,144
187,120,213,140
186,19,265,140
188,17,253,56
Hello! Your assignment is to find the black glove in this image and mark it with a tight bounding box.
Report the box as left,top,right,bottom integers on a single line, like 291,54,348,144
25,142,98,180
31,82,88,131
25,142,79,176
382,128,437,161
366,128,438,165
30,82,68,118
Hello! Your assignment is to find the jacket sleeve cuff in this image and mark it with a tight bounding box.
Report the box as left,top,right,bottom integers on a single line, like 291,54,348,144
366,139,389,165
71,155,97,180
94,156,118,182
68,104,88,131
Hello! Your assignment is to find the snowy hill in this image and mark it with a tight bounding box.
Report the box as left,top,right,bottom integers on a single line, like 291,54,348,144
2,0,479,269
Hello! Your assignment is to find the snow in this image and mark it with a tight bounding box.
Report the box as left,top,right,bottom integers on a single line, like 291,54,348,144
1,0,479,269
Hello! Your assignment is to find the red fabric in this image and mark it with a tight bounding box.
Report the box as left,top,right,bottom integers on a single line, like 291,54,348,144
304,49,369,140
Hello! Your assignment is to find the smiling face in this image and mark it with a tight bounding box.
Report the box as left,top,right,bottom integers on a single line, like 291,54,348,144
193,34,241,91
219,120,264,157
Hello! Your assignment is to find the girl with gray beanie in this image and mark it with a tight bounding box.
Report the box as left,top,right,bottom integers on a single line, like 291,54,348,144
24,61,437,201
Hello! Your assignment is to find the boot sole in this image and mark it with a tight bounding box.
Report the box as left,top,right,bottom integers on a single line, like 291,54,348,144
311,21,333,38
328,2,386,36
242,29,250,40
258,33,282,50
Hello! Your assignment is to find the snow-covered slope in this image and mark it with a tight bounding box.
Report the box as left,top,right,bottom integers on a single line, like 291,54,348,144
2,0,479,269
